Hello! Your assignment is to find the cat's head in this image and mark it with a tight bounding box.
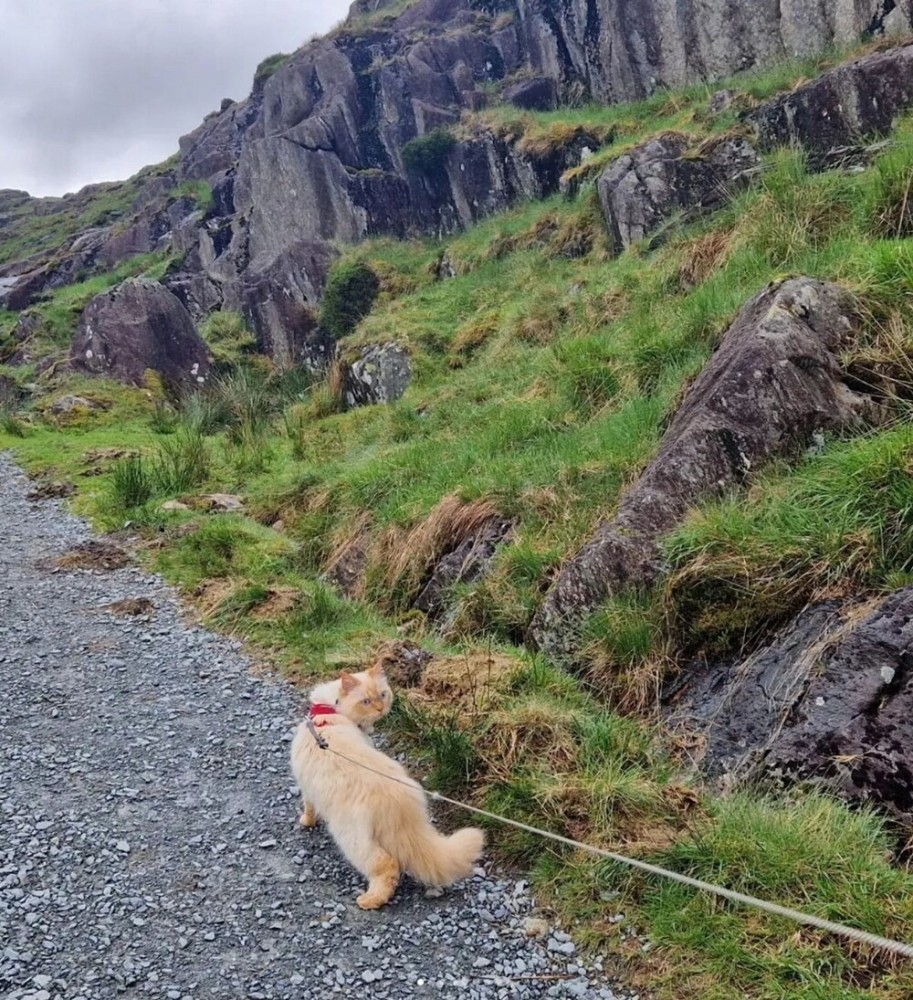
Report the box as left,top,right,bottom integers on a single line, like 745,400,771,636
335,661,394,729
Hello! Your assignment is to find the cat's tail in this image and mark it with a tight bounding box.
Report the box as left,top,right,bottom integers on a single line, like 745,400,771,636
398,824,485,888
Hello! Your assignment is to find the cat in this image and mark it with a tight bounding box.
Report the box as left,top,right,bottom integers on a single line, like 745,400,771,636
290,662,485,909
307,660,393,735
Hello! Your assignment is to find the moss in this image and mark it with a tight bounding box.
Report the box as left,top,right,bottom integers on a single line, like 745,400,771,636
319,260,381,338
401,129,457,179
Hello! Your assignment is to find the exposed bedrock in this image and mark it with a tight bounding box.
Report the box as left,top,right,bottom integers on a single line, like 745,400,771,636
532,277,880,661
668,587,913,827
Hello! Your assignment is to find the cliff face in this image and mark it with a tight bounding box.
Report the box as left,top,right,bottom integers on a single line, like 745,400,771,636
168,0,910,357
2,0,910,363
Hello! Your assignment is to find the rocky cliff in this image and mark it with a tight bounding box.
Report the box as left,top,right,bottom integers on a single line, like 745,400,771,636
3,0,910,365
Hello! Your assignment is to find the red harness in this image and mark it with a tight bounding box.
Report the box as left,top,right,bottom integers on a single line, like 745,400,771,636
308,703,337,728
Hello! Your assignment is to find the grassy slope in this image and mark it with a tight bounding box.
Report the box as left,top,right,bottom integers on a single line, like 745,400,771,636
4,46,913,999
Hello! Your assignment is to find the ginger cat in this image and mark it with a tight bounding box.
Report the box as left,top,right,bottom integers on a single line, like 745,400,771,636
290,663,485,909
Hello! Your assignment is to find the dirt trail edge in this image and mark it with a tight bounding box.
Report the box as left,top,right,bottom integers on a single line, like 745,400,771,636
0,454,625,1000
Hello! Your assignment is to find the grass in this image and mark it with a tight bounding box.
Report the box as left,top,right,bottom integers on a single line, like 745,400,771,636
4,44,913,1000
664,426,913,655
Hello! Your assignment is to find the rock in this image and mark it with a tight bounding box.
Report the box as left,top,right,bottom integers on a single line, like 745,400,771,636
197,493,244,512
324,534,368,599
46,395,108,416
597,133,760,253
371,641,434,689
532,278,880,662
232,241,338,371
70,278,212,390
708,89,737,114
0,374,22,406
523,917,550,939
748,41,913,170
341,343,412,409
0,267,52,311
161,500,191,512
670,588,913,827
504,77,559,111
414,517,513,618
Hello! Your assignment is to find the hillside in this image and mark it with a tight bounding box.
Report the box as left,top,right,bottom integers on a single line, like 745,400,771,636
4,2,913,998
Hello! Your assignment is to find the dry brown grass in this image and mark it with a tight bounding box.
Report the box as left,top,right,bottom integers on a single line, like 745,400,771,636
448,311,501,366
843,310,913,404
380,495,500,602
491,215,560,258
513,297,572,346
56,540,131,571
323,514,372,598
251,586,301,620
193,577,242,617
517,122,613,159
584,645,677,716
677,229,733,289
484,696,580,780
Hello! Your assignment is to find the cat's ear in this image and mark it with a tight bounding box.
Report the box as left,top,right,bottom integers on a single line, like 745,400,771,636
369,659,386,677
340,672,358,694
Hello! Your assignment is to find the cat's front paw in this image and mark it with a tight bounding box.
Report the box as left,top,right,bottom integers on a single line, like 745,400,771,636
299,804,318,828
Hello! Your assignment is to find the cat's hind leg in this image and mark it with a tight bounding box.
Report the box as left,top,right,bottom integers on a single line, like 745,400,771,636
356,848,400,910
299,800,319,828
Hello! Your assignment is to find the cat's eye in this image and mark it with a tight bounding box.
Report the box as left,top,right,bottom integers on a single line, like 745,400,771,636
362,697,372,705
381,691,388,699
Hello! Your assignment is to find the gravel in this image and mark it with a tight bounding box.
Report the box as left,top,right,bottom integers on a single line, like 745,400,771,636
0,454,632,1000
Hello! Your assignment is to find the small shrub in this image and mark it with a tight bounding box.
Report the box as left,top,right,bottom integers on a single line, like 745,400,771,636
0,405,27,437
582,590,670,711
319,260,380,338
860,117,913,239
109,455,155,510
552,336,624,414
401,128,457,179
213,367,274,442
152,429,209,496
179,391,230,436
222,423,275,477
173,180,214,216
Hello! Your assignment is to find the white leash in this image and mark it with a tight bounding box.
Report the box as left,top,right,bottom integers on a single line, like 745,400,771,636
318,740,913,960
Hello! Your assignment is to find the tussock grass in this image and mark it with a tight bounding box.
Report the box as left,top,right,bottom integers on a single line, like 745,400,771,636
664,426,913,655
0,407,27,438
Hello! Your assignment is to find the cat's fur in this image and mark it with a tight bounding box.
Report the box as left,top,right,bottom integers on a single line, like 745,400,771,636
290,663,485,909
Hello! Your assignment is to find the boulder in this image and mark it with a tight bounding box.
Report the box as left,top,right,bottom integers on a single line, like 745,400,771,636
341,343,412,409
669,588,913,827
70,279,212,390
532,278,880,662
504,77,559,111
597,133,760,253
748,41,913,170
414,517,513,618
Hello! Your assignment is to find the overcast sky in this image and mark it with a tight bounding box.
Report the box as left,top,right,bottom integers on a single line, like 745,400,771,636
1,0,352,198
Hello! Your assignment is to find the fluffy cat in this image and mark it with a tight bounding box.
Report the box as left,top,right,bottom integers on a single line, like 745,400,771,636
307,660,393,734
290,663,485,909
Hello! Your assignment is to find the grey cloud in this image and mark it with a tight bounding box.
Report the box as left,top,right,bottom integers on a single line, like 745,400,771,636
0,0,351,196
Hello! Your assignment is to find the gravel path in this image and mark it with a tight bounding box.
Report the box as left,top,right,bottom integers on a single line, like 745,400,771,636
0,454,628,1000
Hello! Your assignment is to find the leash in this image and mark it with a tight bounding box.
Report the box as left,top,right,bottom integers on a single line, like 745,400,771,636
307,725,913,961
